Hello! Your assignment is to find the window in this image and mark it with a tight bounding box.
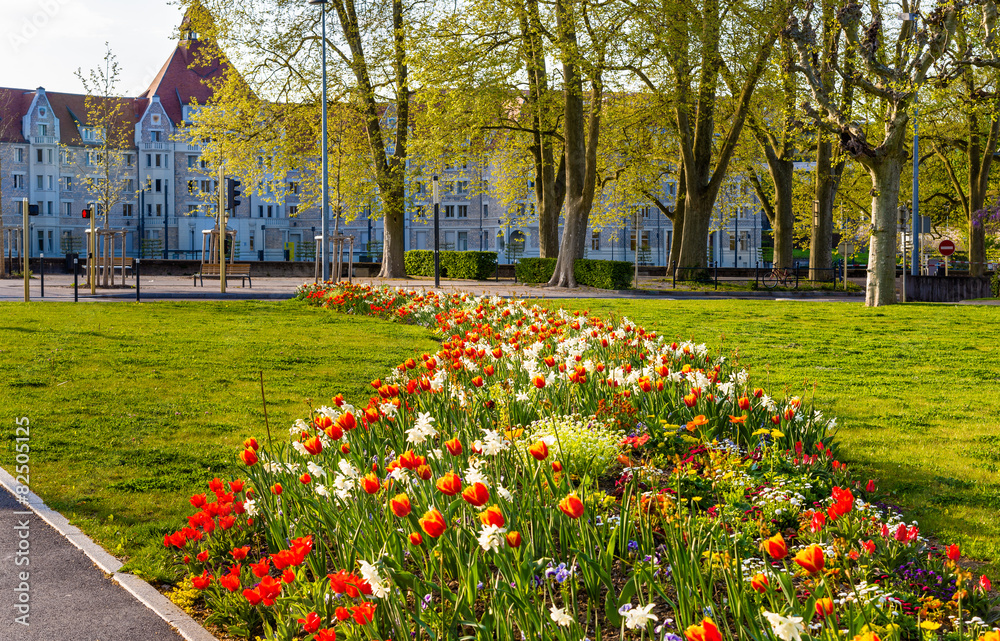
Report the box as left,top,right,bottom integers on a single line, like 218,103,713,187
125,153,134,167
37,175,43,189
47,149,52,164
47,175,53,190
125,179,134,192
123,204,133,217
152,114,160,125
15,201,22,216
591,231,601,251
483,203,488,219
48,230,54,253
458,205,468,218
65,176,72,190
12,174,24,189
457,231,468,251
63,202,72,216
249,232,255,251
155,179,162,193
200,179,212,193
146,154,152,167
289,181,299,194
85,151,97,166
155,154,162,167
267,205,273,218
15,148,23,163
457,181,468,194
151,131,161,142
147,204,153,216
188,155,198,168
47,201,53,215
38,124,47,136
412,205,426,219
38,230,44,252
444,205,455,218
288,206,298,217
258,205,264,218
729,233,736,251
37,149,43,162
740,231,748,251
188,205,200,215
630,231,650,252
188,180,196,194
155,204,162,217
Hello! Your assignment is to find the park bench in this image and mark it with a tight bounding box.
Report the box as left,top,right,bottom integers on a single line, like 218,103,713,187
80,256,133,277
194,263,253,288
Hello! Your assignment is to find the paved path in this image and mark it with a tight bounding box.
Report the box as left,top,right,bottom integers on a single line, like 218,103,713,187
0,272,873,303
0,483,187,641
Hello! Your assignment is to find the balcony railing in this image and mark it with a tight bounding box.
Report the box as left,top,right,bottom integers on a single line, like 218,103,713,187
31,135,57,145
142,142,167,150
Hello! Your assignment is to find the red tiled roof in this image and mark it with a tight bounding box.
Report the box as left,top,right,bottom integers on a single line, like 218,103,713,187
46,91,139,147
139,37,230,125
0,87,33,143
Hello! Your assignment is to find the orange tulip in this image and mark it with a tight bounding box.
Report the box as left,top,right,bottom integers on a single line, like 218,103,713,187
415,464,433,481
270,483,283,495
686,415,709,431
750,573,769,593
793,544,825,574
390,493,412,517
461,482,490,507
418,509,447,538
243,437,259,451
408,532,423,546
480,505,506,528
738,396,751,410
762,532,787,559
683,393,698,408
558,493,584,519
505,531,522,548
436,472,462,496
361,473,380,495
336,411,356,432
551,461,563,473
815,598,834,618
303,435,323,455
444,437,463,456
240,449,258,466
532,375,546,389
684,617,722,641
471,376,484,387
528,440,549,461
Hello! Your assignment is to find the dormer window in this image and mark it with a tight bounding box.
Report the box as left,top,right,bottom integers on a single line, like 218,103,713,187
151,131,161,142
38,124,48,136
81,127,105,143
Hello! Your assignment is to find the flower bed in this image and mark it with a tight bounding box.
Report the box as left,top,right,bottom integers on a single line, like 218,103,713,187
167,283,998,640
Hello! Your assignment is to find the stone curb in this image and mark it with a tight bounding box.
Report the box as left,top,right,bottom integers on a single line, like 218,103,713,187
0,466,218,641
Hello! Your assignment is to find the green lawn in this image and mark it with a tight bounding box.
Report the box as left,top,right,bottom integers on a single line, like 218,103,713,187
543,299,1000,572
0,301,438,581
2,298,999,581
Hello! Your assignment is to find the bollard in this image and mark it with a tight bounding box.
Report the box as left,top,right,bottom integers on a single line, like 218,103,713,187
755,262,759,288
73,258,78,302
714,261,718,290
795,265,799,288
40,253,44,298
136,259,141,302
672,261,677,289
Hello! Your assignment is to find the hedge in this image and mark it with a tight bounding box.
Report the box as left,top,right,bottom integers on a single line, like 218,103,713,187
515,257,634,289
404,250,498,280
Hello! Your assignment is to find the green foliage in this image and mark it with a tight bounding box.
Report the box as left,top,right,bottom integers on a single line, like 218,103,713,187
573,259,634,289
515,257,557,283
992,270,999,297
404,250,497,280
515,257,634,288
523,414,622,480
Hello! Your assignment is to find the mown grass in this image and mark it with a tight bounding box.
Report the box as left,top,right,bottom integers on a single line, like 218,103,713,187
0,301,438,581
2,297,999,581
539,298,1000,573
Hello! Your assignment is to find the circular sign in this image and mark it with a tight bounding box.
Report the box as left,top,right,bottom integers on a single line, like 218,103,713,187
938,240,955,256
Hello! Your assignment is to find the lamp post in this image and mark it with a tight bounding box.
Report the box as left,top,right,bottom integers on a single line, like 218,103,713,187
902,11,920,276
309,0,330,281
139,183,145,258
163,179,169,259
433,175,440,288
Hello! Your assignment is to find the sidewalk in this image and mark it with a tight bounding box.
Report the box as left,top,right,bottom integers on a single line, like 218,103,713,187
0,477,201,640
0,272,869,302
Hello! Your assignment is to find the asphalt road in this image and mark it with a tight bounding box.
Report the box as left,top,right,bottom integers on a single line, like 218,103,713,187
0,485,184,641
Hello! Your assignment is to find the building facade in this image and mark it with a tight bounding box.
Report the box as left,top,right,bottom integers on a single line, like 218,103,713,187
0,13,765,268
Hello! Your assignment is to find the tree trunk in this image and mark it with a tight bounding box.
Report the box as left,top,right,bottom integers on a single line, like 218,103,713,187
770,159,795,270
866,157,903,306
676,190,713,279
379,180,406,278
968,187,988,278
811,139,836,280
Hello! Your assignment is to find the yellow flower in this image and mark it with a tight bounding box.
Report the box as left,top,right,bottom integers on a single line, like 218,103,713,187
919,621,941,631
751,428,771,436
770,430,785,438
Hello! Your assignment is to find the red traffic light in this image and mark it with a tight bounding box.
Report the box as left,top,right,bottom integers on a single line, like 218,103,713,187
82,209,90,219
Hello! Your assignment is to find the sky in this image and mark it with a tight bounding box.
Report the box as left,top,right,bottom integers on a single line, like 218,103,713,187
1,0,184,96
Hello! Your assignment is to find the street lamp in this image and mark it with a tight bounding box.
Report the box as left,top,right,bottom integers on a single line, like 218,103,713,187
309,0,330,281
901,11,920,276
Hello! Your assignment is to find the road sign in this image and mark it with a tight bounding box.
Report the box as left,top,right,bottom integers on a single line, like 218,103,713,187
837,242,856,256
938,239,955,256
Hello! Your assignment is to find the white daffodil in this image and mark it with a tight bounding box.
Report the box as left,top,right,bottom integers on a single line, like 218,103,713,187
406,413,437,445
762,611,805,641
623,602,658,630
477,524,506,553
314,484,329,498
243,499,258,516
549,606,573,627
307,461,327,478
358,560,390,598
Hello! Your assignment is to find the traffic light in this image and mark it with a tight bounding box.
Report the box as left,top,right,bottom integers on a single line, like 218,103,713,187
82,208,90,219
226,178,242,211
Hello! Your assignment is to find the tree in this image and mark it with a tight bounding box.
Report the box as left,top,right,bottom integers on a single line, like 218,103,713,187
183,0,410,277
629,0,793,279
785,1,960,305
69,44,133,287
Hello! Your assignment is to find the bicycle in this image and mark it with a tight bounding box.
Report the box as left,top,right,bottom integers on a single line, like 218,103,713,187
762,267,797,289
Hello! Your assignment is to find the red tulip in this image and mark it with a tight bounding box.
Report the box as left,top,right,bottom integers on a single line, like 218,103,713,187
299,473,311,484
409,532,423,546
231,546,250,560
436,472,462,496
505,531,522,548
815,598,834,618
361,473,380,495
462,482,490,507
191,571,212,590
750,573,768,593
219,571,241,592
947,543,961,562
480,505,506,528
793,544,825,574
419,509,447,537
270,483,283,495
303,435,323,455
298,612,322,634
684,617,722,641
558,493,584,519
532,375,546,389
738,396,750,410
239,448,258,466
444,437,463,456
762,533,787,559
390,493,412,517
528,440,549,461
243,437,259,451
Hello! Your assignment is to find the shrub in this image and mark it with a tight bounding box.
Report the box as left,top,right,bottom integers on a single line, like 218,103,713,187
523,414,621,480
992,271,999,297
574,259,633,289
404,250,498,280
515,257,556,283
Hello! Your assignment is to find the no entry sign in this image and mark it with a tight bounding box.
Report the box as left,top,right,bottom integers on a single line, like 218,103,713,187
938,240,956,256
